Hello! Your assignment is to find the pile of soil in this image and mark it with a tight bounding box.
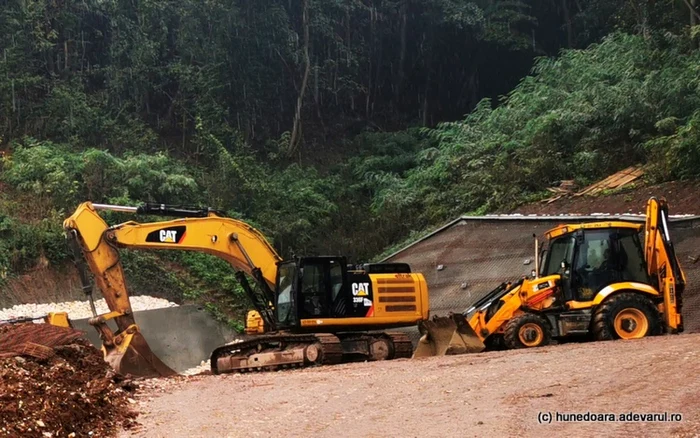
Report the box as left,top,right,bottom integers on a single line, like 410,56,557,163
0,324,138,437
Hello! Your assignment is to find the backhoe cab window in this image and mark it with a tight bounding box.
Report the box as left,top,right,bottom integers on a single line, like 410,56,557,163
543,236,576,276
612,229,649,284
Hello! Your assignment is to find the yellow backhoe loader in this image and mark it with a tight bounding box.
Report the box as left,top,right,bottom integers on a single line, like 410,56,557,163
64,202,429,378
414,197,685,357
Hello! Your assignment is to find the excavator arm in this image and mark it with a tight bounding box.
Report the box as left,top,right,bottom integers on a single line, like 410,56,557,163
64,202,283,377
644,197,686,332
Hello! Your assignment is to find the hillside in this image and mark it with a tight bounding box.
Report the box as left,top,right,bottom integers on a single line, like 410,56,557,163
2,2,700,327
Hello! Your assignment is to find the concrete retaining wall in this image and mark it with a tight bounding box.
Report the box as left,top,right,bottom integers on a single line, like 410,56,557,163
71,305,241,373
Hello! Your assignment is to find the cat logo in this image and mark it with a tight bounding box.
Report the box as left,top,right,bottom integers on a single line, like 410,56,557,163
351,282,370,297
160,230,178,242
145,226,186,244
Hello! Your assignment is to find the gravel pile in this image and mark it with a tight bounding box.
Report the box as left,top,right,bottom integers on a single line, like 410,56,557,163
0,296,178,321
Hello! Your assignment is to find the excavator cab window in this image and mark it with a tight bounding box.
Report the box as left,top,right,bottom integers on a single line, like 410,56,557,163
276,261,298,327
299,257,349,319
275,257,348,328
301,263,329,318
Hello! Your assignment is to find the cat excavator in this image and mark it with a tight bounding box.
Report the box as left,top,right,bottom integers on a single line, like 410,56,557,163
64,202,428,378
414,197,686,357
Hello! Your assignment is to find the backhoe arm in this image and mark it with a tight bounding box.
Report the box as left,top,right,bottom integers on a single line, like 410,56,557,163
63,201,283,377
644,197,686,332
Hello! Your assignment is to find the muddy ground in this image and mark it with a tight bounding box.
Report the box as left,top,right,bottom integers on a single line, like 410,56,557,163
121,334,700,438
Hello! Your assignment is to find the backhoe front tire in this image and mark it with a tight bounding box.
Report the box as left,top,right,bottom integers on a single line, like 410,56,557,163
504,313,551,349
592,292,662,341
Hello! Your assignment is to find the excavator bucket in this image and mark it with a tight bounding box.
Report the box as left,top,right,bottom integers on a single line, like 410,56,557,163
413,314,485,358
103,330,178,378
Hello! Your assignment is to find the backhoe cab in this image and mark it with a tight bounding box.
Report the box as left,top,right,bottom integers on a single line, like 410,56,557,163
414,197,685,357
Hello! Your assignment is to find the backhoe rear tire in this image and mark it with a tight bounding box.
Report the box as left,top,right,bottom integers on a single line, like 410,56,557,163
504,313,551,349
592,292,662,341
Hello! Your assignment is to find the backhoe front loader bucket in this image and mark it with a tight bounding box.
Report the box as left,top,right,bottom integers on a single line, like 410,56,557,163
413,313,485,358
102,327,178,378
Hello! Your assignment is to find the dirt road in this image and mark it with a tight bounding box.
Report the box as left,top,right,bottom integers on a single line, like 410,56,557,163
121,334,700,438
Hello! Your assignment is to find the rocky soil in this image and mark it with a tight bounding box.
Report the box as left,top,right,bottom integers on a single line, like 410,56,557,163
512,180,700,215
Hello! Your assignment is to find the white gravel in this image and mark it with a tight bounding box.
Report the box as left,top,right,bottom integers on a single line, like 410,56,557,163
182,360,212,376
0,296,179,321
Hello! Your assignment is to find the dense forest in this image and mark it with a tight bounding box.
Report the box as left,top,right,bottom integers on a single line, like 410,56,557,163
1,0,700,324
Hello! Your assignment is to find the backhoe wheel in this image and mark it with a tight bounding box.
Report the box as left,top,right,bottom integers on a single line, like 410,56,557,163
504,314,551,349
592,292,662,341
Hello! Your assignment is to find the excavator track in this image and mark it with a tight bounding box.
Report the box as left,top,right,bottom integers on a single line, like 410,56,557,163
334,331,414,361
210,331,414,375
210,333,343,374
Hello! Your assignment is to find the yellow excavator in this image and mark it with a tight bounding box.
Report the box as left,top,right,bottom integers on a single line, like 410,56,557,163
64,202,428,377
414,197,686,357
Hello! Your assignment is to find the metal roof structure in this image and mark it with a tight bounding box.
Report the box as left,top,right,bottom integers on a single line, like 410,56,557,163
381,214,700,263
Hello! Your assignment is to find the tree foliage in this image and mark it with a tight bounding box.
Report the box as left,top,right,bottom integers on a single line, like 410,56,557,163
2,1,700,319
370,31,700,229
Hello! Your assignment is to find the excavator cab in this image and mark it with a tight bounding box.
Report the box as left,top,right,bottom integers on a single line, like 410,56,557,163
275,256,348,328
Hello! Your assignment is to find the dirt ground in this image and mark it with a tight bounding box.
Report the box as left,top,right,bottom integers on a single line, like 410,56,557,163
121,334,700,438
512,180,700,215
